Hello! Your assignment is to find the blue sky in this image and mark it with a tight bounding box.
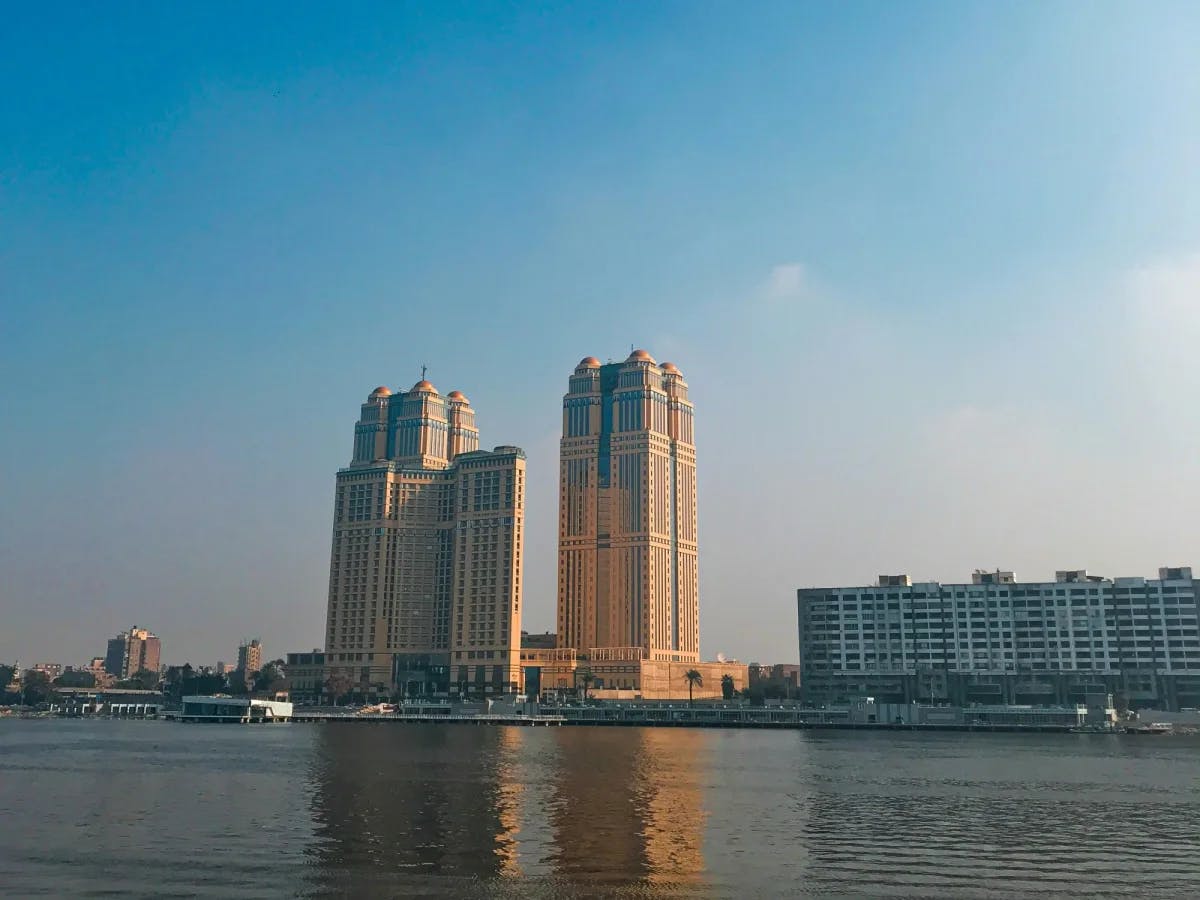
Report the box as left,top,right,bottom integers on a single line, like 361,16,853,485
3,2,1200,667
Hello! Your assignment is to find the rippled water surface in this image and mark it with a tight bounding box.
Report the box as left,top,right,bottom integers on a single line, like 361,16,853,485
1,720,1199,897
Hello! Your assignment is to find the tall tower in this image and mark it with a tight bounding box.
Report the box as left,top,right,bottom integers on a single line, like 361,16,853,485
557,350,699,662
326,379,525,698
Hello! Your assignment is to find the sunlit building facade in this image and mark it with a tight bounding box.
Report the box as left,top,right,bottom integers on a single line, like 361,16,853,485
324,379,525,698
534,350,743,700
557,350,699,662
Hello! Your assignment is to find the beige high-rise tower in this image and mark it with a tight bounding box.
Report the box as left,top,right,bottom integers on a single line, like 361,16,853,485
557,350,699,662
325,379,525,698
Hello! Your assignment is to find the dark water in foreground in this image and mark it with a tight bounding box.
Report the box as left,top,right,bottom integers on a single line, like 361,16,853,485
1,721,1199,898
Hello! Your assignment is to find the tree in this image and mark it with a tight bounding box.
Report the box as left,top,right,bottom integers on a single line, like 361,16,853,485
577,669,595,702
325,673,352,706
162,665,193,701
22,671,55,706
55,670,96,688
253,660,288,695
118,669,160,691
683,669,703,707
194,673,226,695
225,670,250,696
742,685,765,707
0,665,17,704
721,673,735,700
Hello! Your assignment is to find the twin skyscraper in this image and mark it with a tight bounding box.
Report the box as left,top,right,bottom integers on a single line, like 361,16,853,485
322,350,707,700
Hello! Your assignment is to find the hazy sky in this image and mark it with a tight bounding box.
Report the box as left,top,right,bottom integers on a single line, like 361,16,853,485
3,3,1200,668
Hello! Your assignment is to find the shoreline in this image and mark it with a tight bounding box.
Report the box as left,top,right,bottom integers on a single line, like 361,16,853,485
7,712,1181,735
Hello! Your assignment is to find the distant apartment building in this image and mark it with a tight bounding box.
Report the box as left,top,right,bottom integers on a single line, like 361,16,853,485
285,651,325,705
83,657,114,687
236,640,263,684
798,567,1200,710
749,663,800,693
520,631,558,650
324,378,526,698
31,663,64,680
104,626,162,680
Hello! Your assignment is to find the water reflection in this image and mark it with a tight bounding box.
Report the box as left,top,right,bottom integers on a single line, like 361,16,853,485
5,723,1200,898
304,724,520,890
302,724,710,895
637,728,707,886
542,727,709,888
791,734,1200,898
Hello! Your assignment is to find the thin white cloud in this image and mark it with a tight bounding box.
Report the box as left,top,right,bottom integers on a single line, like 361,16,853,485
762,262,808,303
1129,251,1200,331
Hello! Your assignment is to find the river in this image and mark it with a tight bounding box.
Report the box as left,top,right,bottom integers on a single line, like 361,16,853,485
1,720,1198,897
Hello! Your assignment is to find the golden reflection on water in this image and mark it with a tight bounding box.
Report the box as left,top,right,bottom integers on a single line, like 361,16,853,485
305,724,711,891
636,727,707,885
492,725,523,877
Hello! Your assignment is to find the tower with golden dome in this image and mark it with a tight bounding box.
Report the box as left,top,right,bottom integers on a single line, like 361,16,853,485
325,375,524,698
557,350,699,665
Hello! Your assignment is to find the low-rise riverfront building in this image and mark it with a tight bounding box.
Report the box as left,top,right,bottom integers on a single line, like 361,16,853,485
50,688,163,718
285,650,326,705
519,646,746,701
180,696,293,723
798,567,1200,710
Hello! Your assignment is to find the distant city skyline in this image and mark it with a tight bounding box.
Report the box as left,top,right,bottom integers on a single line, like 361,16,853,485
4,4,1200,666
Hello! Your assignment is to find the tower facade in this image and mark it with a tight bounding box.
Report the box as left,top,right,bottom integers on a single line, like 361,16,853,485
557,350,699,662
325,380,524,698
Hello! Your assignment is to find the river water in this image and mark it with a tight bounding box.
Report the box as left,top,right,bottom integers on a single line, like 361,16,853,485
1,720,1198,898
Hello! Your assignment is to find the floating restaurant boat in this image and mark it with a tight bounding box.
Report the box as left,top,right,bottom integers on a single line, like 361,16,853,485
179,695,293,723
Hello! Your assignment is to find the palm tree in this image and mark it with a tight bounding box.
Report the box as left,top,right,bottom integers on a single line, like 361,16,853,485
577,669,595,702
684,669,703,707
721,673,735,700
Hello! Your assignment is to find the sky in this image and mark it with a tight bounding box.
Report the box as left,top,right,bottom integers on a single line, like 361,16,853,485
3,2,1200,668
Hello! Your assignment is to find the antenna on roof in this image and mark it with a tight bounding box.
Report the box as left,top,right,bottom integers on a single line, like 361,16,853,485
421,364,427,380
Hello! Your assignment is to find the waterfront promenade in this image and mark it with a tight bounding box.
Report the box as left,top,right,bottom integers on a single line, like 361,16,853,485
289,702,1091,732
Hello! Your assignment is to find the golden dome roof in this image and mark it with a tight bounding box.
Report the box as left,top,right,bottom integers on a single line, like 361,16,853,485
627,349,656,364
411,380,438,393
660,362,680,374
577,356,601,368
447,390,469,403
370,385,392,397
